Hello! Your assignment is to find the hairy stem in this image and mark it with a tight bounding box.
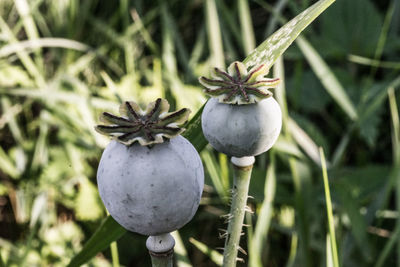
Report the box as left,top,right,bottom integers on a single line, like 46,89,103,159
223,156,255,267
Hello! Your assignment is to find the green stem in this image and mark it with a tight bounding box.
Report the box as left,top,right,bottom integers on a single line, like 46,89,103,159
146,234,175,267
149,251,174,267
223,156,254,267
110,241,120,267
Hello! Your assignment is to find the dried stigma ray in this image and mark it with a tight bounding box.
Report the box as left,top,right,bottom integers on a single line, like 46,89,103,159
95,98,191,146
199,61,280,105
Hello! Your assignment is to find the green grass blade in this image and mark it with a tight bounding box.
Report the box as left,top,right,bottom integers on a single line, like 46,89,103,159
348,54,400,69
189,237,223,266
171,231,192,267
110,241,120,267
368,1,395,80
0,16,45,87
238,0,255,55
273,56,289,133
14,0,43,69
0,146,19,179
66,216,126,267
389,87,400,162
319,148,340,267
159,3,192,78
243,0,335,68
296,36,358,121
288,117,324,166
388,87,400,267
0,38,90,58
285,233,298,267
375,225,400,267
204,0,225,68
250,152,276,267
201,150,228,200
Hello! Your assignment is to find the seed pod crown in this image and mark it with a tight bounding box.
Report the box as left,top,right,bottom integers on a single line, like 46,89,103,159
95,98,190,146
199,61,280,105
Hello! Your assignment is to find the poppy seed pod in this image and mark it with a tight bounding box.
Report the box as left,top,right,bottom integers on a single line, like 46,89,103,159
95,99,204,236
201,97,282,157
199,61,282,157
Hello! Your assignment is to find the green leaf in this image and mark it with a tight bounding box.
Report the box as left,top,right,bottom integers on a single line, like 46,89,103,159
66,216,126,267
319,148,340,267
243,0,335,69
182,103,207,152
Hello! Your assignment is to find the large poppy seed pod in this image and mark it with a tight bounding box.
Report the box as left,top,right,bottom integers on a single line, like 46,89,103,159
95,99,204,236
199,61,282,157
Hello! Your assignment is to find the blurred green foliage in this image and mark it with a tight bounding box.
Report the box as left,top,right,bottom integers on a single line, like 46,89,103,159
0,0,400,266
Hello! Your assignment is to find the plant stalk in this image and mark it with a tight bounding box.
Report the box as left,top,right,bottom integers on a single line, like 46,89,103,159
149,250,174,267
146,234,175,267
223,156,255,267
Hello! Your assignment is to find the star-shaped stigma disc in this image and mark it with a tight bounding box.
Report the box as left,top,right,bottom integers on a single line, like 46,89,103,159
199,61,280,104
95,98,190,146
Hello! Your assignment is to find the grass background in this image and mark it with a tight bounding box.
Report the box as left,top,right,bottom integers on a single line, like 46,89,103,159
0,0,400,266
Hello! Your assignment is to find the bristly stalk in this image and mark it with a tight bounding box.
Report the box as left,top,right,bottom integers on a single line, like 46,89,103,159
223,156,255,267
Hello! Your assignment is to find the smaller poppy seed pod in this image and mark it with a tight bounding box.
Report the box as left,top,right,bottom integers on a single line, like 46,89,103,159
199,61,282,157
96,99,204,236
202,97,282,157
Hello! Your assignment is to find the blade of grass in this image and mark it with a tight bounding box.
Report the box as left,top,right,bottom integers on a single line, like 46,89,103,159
66,216,126,267
1,98,25,146
274,55,310,266
30,112,49,171
204,0,225,68
0,16,45,87
348,54,400,69
216,0,242,48
288,157,311,266
368,1,395,81
189,238,223,266
288,117,325,167
130,9,159,55
171,231,192,267
296,36,358,121
375,225,400,267
110,241,120,267
238,0,255,55
388,87,400,267
159,3,192,79
285,232,298,267
0,146,19,179
14,0,43,69
319,148,340,267
188,26,206,70
201,150,228,201
0,37,90,57
218,153,230,192
250,151,276,267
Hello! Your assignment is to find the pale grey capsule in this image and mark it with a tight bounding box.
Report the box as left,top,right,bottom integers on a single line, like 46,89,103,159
201,97,282,157
97,135,204,236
